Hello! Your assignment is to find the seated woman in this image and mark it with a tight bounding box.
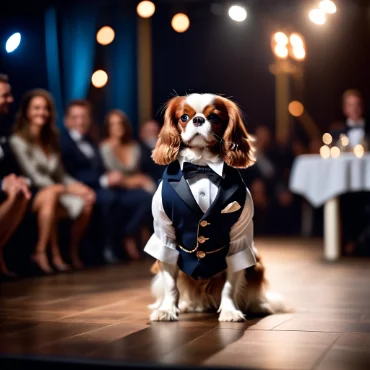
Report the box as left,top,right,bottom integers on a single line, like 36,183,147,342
0,175,30,279
100,109,154,260
10,89,95,273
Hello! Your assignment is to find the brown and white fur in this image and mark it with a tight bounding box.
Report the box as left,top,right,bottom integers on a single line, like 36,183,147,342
148,93,285,322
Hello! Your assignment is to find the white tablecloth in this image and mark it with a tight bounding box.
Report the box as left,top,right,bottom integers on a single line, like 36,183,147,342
289,153,370,207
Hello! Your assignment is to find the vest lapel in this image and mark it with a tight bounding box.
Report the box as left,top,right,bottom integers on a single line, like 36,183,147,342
203,165,240,219
166,161,203,214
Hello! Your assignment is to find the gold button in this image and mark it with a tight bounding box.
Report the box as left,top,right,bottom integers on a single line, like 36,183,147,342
198,236,208,244
197,251,206,259
200,220,208,227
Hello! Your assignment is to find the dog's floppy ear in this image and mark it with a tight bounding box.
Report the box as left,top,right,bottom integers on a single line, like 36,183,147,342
218,97,255,169
152,97,183,165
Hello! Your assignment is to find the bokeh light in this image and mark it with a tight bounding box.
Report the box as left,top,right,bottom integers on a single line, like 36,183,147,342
274,32,288,45
330,146,340,158
320,145,330,159
5,32,21,53
322,133,332,145
96,26,115,46
319,0,337,14
354,144,364,158
91,70,108,88
171,13,190,33
288,101,304,117
309,9,326,25
137,1,156,18
274,44,288,59
228,5,247,22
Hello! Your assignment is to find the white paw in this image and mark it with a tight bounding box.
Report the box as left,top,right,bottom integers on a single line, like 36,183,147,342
218,309,246,322
179,301,194,313
150,306,180,321
148,299,162,310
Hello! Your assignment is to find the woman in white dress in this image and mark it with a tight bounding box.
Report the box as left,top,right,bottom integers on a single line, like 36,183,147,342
10,89,95,273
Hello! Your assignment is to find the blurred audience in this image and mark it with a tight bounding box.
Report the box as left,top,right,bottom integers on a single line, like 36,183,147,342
0,74,31,279
138,119,165,182
10,89,95,273
61,101,152,261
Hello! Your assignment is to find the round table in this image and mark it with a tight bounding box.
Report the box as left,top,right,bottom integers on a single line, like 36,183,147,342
289,152,370,260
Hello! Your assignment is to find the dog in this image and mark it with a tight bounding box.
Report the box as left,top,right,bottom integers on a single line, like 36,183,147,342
144,93,284,322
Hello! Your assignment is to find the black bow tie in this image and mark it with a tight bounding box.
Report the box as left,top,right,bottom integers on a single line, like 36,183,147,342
182,162,221,185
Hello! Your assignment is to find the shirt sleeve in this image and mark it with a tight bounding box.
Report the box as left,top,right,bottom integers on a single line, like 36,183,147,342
144,181,179,265
226,187,257,272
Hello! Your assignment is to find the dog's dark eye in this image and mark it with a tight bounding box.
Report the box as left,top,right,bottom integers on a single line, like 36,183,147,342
207,113,220,123
180,114,190,122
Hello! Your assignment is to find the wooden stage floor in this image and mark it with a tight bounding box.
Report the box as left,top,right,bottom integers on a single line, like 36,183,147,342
1,237,370,370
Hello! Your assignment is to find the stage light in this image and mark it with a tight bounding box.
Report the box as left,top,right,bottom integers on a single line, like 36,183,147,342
330,146,340,158
290,33,304,49
228,5,247,22
274,44,288,59
288,101,304,117
5,32,21,53
354,144,364,158
322,133,332,145
171,13,190,33
309,9,326,25
320,145,330,159
137,1,155,18
96,26,115,46
292,47,306,60
319,0,336,14
274,32,288,46
91,70,108,88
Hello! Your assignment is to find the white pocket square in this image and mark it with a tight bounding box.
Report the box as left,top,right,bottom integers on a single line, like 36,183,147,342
221,201,241,214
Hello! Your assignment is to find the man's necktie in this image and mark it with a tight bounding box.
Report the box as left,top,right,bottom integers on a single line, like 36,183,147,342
182,162,221,185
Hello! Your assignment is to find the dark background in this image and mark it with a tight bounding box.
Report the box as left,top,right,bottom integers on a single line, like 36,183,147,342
1,0,369,136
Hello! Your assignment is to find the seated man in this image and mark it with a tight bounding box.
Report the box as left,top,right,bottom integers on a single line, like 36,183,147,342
61,100,152,261
0,73,31,278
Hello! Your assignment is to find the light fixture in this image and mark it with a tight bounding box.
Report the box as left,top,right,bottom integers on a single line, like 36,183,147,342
91,70,108,88
171,13,190,33
319,0,336,14
273,45,288,59
5,32,21,53
96,26,115,46
228,5,247,22
137,1,156,18
291,47,306,60
309,9,326,25
274,32,288,46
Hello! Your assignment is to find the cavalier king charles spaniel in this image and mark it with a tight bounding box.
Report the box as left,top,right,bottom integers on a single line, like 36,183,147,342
144,93,285,322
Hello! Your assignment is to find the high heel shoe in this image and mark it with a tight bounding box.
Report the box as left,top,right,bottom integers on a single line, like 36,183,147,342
31,253,54,275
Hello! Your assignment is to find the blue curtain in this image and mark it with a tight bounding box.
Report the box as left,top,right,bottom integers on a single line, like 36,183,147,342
105,4,138,134
45,4,99,128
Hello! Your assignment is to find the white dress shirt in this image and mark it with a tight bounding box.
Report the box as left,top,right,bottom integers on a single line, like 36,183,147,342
144,148,257,273
347,118,365,148
69,130,109,188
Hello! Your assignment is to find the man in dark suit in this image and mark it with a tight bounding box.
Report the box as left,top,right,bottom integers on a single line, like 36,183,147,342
331,89,369,149
330,89,369,254
0,74,31,278
61,100,152,261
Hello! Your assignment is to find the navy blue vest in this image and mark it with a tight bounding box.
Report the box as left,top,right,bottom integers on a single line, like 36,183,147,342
162,160,246,279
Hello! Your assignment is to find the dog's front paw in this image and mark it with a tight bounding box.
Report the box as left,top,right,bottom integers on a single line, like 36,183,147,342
150,305,180,322
218,308,246,322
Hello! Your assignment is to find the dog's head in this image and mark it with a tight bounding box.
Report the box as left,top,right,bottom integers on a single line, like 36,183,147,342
152,93,255,168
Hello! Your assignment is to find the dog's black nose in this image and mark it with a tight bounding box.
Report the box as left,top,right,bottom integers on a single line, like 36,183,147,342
193,116,205,127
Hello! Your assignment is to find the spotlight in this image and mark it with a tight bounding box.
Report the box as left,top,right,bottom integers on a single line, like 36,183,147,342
137,1,156,18
309,9,326,25
91,70,108,88
96,26,115,46
5,32,21,53
228,5,247,22
319,0,336,14
171,13,190,33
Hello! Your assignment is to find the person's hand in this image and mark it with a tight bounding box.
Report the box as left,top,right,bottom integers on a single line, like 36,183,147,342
1,174,31,199
107,171,125,187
